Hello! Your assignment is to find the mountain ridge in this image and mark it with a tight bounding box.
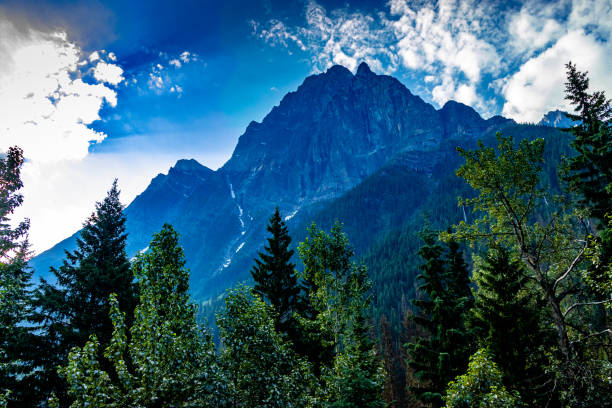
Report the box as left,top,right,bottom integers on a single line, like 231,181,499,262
31,62,532,301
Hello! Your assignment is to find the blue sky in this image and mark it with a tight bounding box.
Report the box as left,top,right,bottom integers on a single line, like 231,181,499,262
0,0,610,252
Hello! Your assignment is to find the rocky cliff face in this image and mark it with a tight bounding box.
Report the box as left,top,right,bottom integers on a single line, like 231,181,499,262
32,62,501,300
222,63,444,206
539,110,574,128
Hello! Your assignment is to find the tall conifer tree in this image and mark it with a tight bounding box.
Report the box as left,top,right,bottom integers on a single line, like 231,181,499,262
251,208,301,340
406,230,447,407
33,179,137,405
469,246,554,405
563,62,612,222
562,62,612,298
0,146,35,406
406,230,473,408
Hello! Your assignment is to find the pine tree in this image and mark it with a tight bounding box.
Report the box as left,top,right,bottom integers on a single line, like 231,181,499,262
406,230,473,408
562,62,612,298
33,179,137,404
61,224,223,407
563,61,612,223
406,230,446,407
251,208,301,342
0,146,35,406
469,246,555,406
443,237,474,379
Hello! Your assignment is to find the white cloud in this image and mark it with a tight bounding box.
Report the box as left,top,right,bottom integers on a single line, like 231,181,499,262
502,30,612,122
252,0,500,112
253,0,399,74
148,73,163,89
390,0,502,111
89,50,100,62
567,0,612,38
180,51,193,63
136,50,201,96
508,8,563,55
0,17,128,252
0,20,123,163
93,61,124,85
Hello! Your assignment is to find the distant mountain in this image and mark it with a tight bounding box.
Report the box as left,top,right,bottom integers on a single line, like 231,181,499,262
33,62,566,307
539,110,575,128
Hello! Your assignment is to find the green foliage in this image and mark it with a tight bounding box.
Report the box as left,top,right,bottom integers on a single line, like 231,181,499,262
251,208,302,345
453,134,547,247
452,134,585,356
444,349,521,408
298,223,385,407
469,246,554,405
406,230,474,408
451,131,611,404
218,286,315,408
0,146,35,406
33,180,137,404
562,62,612,301
61,224,223,407
324,271,385,408
562,61,612,223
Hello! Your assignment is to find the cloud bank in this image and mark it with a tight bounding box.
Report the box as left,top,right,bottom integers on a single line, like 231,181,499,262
253,0,612,122
0,20,122,163
0,16,129,252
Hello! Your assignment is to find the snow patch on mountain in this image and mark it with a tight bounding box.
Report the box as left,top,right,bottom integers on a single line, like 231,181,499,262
284,208,299,221
227,177,246,234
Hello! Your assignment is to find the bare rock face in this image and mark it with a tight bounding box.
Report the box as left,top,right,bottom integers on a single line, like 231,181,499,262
539,110,574,128
222,63,445,206
33,63,500,300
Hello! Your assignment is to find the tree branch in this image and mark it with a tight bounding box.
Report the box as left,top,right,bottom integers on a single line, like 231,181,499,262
570,328,612,345
553,238,588,291
563,299,612,318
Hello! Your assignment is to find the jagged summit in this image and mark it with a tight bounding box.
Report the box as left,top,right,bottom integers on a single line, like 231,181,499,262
326,64,353,76
172,158,211,173
356,61,373,76
539,110,574,128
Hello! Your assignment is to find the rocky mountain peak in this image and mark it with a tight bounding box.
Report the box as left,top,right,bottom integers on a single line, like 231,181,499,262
356,61,373,77
539,110,574,128
172,159,211,173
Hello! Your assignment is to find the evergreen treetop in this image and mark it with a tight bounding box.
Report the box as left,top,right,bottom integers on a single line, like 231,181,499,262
0,146,35,405
406,229,474,408
563,61,612,223
251,207,300,335
469,246,554,405
33,179,137,405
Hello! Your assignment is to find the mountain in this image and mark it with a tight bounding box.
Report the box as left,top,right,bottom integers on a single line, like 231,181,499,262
539,110,574,128
34,62,564,307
